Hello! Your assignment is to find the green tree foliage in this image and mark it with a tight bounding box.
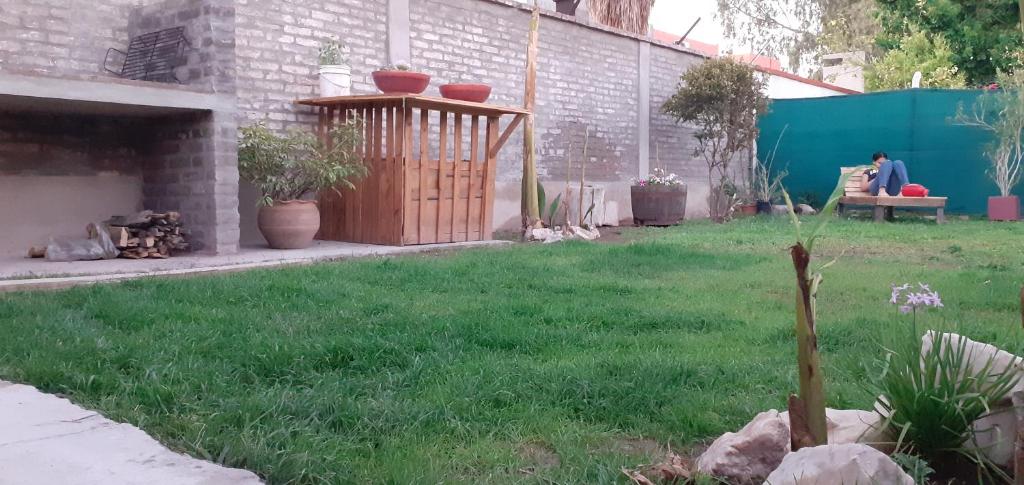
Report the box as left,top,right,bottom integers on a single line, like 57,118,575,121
662,58,768,220
716,0,881,73
875,0,1024,85
864,30,967,91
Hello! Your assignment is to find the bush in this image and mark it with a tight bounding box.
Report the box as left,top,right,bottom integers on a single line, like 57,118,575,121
238,121,366,206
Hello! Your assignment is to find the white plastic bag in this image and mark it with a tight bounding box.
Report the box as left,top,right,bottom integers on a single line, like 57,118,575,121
45,222,119,262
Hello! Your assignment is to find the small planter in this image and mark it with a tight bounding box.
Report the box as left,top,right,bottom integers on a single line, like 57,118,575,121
257,200,321,249
631,184,687,226
738,203,757,216
440,83,492,103
755,201,773,215
371,70,430,94
988,195,1020,221
319,64,351,97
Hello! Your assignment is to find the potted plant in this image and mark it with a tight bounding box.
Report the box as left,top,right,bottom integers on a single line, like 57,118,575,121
956,72,1024,221
371,62,430,95
752,158,788,214
318,41,350,97
630,168,687,226
238,121,367,249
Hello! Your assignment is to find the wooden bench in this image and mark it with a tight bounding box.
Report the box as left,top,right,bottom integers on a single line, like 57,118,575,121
837,167,948,223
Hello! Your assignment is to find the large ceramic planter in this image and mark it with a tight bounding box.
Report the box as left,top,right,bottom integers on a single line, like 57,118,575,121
440,83,492,103
631,184,687,226
738,203,757,216
371,70,430,94
319,64,351,97
988,195,1020,221
257,200,321,249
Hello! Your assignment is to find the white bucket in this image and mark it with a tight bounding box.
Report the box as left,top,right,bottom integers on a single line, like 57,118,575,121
318,64,351,97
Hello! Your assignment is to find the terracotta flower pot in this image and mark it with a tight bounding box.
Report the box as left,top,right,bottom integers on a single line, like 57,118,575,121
439,83,492,103
630,184,687,226
739,203,757,215
257,200,321,249
371,70,430,94
988,195,1020,221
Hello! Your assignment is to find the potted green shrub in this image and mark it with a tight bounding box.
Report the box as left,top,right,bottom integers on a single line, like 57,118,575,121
318,40,351,98
371,62,430,95
752,158,787,214
630,168,687,225
956,71,1024,221
239,121,366,249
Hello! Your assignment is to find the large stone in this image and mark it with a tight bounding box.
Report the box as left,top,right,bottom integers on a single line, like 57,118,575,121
921,332,1024,467
778,408,888,448
696,410,790,484
763,444,914,485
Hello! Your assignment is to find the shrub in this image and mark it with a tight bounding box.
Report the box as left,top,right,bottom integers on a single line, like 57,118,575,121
238,121,366,206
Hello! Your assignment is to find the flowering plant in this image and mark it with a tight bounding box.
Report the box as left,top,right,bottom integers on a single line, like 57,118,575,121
890,282,944,315
631,168,683,187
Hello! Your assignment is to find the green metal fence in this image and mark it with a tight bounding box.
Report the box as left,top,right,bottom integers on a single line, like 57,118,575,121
757,89,1019,214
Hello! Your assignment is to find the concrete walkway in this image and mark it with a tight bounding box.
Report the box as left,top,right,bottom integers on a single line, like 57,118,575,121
0,380,263,484
1,240,510,292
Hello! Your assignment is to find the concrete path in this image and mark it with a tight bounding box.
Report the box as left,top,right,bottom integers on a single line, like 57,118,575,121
0,380,263,484
1,239,511,292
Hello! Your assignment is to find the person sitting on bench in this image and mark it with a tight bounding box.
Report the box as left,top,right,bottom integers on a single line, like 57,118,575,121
860,151,909,197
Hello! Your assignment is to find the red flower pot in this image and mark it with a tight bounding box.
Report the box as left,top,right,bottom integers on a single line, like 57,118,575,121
988,195,1021,221
439,83,492,103
371,70,430,94
739,203,757,215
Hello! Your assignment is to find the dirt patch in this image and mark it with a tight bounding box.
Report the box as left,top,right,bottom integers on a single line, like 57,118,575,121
517,442,561,470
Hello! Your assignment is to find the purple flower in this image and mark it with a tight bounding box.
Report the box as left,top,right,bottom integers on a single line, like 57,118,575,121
890,282,943,311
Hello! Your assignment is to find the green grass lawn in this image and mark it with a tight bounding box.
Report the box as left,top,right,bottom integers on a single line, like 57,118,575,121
2,217,1024,484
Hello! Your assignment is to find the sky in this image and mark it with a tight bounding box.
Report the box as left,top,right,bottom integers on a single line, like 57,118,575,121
649,0,727,47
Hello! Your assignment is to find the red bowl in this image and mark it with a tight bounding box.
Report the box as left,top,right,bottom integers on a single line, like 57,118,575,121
439,83,492,103
371,70,430,94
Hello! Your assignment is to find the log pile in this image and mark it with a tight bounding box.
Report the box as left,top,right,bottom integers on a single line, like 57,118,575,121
104,210,189,259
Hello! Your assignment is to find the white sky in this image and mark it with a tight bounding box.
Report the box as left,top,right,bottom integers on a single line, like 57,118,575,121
650,0,727,47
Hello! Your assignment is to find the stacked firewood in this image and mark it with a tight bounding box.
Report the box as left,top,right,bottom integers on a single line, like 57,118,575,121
105,210,189,259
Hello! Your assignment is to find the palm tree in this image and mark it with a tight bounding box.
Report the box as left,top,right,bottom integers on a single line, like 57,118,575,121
587,0,656,35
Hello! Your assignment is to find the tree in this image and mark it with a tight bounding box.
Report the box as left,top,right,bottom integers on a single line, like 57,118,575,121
875,0,1024,85
662,59,769,221
716,0,880,74
864,31,967,91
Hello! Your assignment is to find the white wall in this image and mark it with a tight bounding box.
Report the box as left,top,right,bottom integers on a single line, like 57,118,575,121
765,74,848,99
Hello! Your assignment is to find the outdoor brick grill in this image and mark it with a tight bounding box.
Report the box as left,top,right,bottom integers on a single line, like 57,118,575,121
297,94,527,245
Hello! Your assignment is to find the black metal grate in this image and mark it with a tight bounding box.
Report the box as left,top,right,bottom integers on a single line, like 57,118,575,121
105,27,190,83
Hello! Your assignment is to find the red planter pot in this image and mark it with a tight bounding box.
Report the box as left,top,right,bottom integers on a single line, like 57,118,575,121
371,70,430,94
738,203,757,215
439,83,492,103
988,195,1021,221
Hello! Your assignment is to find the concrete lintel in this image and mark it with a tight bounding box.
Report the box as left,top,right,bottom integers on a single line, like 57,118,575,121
0,73,236,116
637,41,651,177
387,0,412,65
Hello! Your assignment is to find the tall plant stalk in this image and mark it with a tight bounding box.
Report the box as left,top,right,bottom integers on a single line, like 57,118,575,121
782,168,862,448
578,128,589,226
521,4,541,230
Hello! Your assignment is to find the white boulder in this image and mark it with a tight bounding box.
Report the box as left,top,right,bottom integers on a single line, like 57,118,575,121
778,408,888,449
763,443,914,485
696,410,790,483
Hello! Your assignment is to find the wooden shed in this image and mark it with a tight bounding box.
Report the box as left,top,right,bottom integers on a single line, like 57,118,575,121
296,94,527,246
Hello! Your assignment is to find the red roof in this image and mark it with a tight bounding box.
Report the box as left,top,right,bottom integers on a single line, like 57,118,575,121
754,65,860,94
651,29,719,57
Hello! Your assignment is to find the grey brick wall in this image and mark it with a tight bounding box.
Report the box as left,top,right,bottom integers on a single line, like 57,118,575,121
234,0,388,130
0,113,140,176
649,45,704,182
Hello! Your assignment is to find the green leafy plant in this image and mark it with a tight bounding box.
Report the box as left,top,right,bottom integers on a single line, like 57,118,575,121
891,452,935,484
781,167,864,447
238,122,367,206
382,62,412,71
864,30,966,91
536,182,563,228
318,41,346,66
753,125,789,203
955,70,1024,197
872,325,1019,481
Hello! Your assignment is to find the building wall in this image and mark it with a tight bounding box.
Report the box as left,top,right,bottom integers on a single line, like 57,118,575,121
765,74,848,99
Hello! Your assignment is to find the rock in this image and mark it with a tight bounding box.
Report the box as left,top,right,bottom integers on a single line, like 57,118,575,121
795,204,817,215
771,204,789,215
921,331,1024,467
696,410,790,483
763,444,914,485
779,408,887,449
